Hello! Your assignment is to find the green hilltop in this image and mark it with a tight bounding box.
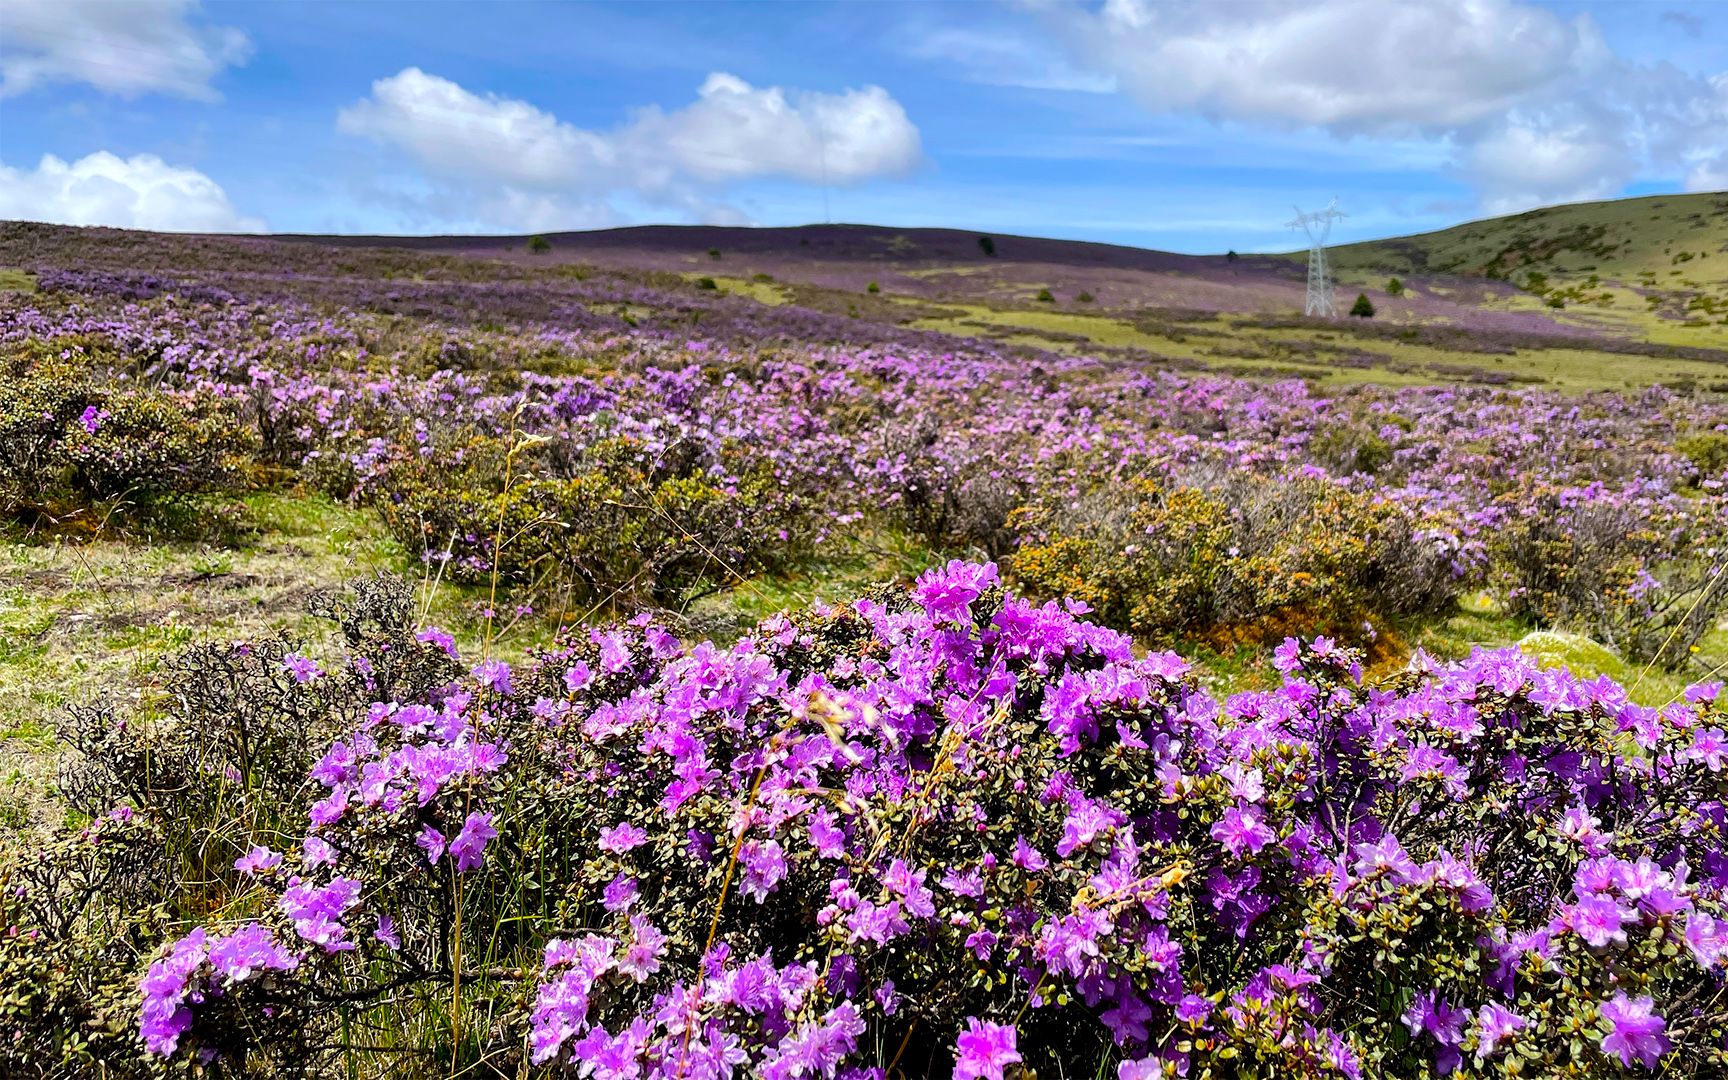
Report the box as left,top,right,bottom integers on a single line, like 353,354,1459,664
1329,191,1728,346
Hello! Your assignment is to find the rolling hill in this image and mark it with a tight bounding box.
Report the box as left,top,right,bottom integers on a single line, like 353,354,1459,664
1330,191,1728,346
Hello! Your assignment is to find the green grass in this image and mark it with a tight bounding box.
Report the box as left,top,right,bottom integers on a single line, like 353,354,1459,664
0,268,35,293
907,298,1728,391
680,273,791,305
686,527,944,639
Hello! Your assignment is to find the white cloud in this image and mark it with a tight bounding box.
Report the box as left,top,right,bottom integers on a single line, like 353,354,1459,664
631,72,922,184
1465,118,1631,213
337,68,621,190
1041,0,1728,212
1067,0,1591,134
337,68,921,231
1690,158,1728,193
0,151,264,232
0,0,249,100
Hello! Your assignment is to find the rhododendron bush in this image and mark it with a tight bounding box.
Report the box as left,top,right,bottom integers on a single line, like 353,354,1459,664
10,565,1728,1077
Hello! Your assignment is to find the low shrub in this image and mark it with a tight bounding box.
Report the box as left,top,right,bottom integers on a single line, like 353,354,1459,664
1008,474,1463,647
0,342,256,525
366,432,812,605
1309,423,1395,475
1490,482,1728,664
1676,431,1728,480
12,564,1728,1076
876,417,1026,558
3,576,458,1077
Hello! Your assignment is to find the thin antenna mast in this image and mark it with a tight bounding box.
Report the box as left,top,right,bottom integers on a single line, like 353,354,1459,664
1287,198,1346,318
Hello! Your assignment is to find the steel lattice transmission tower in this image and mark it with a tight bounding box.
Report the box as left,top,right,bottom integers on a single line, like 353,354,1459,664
1287,199,1346,318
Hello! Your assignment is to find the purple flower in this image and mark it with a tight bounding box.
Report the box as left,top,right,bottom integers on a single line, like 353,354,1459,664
79,404,109,433
1403,990,1466,1074
139,928,209,1055
808,808,846,858
1473,1003,1525,1059
417,825,446,864
953,1018,1020,1080
616,915,666,982
472,658,513,696
415,626,459,659
739,839,787,903
280,876,362,952
1210,805,1275,859
1175,994,1213,1026
374,915,400,951
602,873,639,912
1685,912,1728,968
207,923,298,982
912,560,1000,624
1352,834,1420,883
234,845,282,876
450,811,497,872
1566,895,1631,950
563,660,593,692
599,821,649,853
283,653,321,684
1600,993,1670,1069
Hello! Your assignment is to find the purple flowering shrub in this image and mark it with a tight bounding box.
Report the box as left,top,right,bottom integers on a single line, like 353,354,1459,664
69,562,1727,1077
1,580,460,1073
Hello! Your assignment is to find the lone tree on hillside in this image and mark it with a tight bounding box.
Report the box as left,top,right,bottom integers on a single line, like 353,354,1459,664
1226,250,1239,263
527,235,551,254
978,236,996,258
1386,276,1404,296
1350,293,1376,318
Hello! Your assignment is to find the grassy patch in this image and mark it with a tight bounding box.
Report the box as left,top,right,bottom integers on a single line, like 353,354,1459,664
0,268,35,293
686,527,944,640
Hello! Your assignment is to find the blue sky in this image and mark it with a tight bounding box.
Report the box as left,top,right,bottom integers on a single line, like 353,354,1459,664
1,0,1725,253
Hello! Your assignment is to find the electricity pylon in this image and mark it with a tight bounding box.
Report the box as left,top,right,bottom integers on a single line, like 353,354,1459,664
1288,199,1346,318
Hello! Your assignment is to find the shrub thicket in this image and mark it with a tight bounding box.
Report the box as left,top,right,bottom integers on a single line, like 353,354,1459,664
1008,474,1462,647
1490,481,1728,664
0,341,255,526
9,567,1728,1077
365,431,811,605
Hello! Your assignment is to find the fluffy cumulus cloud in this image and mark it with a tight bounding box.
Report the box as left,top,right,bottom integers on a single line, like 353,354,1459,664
0,0,249,100
337,68,921,231
0,152,264,232
1043,0,1728,210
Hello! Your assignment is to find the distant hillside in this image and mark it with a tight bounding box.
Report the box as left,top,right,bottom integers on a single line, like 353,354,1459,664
1329,191,1728,344
8,190,1724,361
274,223,1229,275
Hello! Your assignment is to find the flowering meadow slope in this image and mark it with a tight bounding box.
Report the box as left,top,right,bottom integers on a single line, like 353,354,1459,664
7,564,1726,1077
8,230,1728,1077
